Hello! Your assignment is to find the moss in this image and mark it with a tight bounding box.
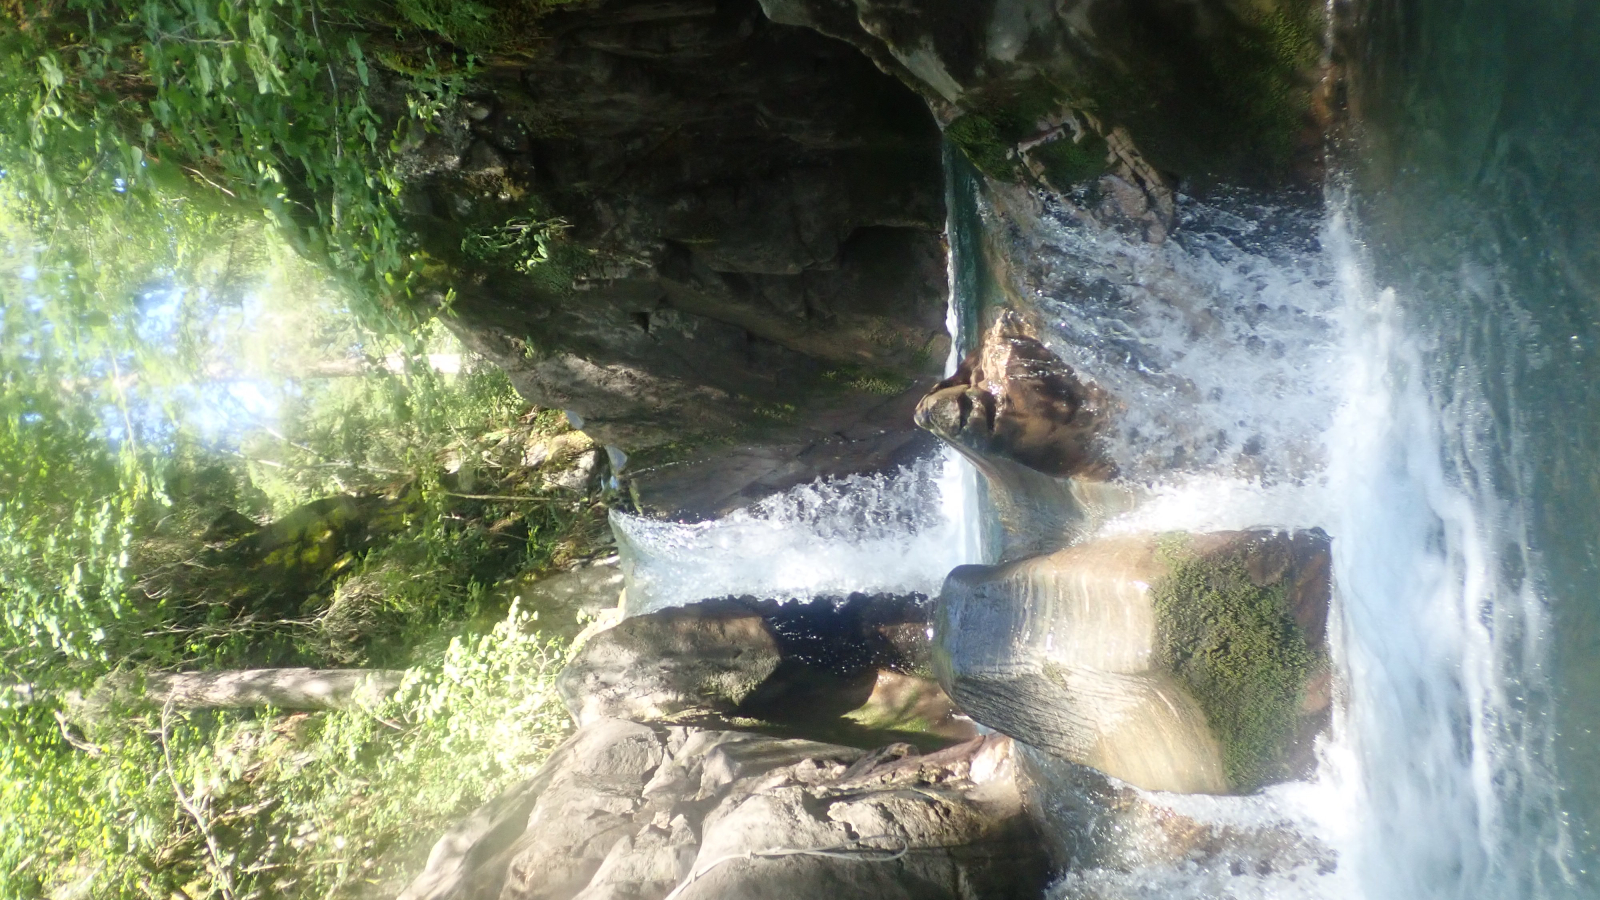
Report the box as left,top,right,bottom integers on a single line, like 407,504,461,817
1030,132,1109,187
821,365,913,397
1152,536,1315,792
946,114,1015,179
947,79,1112,187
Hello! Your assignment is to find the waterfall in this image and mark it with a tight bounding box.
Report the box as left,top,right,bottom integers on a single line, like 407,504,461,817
611,111,1592,898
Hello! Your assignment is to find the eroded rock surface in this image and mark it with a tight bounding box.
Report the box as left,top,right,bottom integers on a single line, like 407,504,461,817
558,600,785,726
391,0,950,517
559,594,977,747
917,313,1114,482
400,719,1049,900
915,313,1127,560
934,530,1331,794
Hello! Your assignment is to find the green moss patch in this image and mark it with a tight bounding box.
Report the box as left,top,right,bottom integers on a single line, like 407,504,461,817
1030,132,1109,188
1152,537,1315,792
946,79,1109,187
946,114,1016,179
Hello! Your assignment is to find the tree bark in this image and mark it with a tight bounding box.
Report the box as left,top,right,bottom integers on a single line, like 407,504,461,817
88,667,406,712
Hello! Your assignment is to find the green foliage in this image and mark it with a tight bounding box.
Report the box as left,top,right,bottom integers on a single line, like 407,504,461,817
821,365,911,397
1030,131,1109,187
0,604,572,900
462,214,570,275
945,80,1109,188
2,0,411,314
946,114,1014,180
1151,537,1315,792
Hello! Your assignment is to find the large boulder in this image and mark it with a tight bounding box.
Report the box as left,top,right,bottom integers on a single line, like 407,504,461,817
560,594,977,747
399,719,1050,900
760,0,1329,190
558,600,785,726
933,530,1331,794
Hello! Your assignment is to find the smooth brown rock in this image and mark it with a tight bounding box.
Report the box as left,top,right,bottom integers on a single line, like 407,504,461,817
934,530,1332,794
400,720,1049,900
917,313,1114,482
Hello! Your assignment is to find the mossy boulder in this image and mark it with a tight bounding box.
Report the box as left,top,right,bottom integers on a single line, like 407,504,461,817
933,530,1330,794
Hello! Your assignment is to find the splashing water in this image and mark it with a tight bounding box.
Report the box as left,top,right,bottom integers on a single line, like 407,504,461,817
612,449,984,614
611,127,1577,900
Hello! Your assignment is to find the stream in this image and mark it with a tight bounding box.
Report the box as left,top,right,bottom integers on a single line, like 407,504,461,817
612,2,1600,896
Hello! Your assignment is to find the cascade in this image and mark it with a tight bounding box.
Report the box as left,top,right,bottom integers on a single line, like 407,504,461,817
606,8,1600,896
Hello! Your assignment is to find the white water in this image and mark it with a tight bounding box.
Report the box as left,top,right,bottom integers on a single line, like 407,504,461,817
610,178,1555,897
611,448,985,614
1321,204,1566,900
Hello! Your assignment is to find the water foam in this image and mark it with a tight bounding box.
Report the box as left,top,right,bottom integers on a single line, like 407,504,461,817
1321,202,1566,900
984,187,1345,483
612,448,984,614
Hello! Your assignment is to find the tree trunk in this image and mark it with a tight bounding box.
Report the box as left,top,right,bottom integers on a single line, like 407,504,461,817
87,667,406,713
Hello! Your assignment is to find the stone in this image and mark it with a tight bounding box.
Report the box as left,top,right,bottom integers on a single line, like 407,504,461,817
758,0,1328,188
401,722,1050,900
840,670,976,743
933,530,1332,794
397,719,665,900
672,734,1047,900
558,600,784,725
384,0,951,518
1016,745,1337,892
490,559,624,641
916,313,1123,560
499,720,670,900
916,312,1114,481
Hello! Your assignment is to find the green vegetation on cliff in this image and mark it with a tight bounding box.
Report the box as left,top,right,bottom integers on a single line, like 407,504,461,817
1152,538,1316,792
0,0,580,320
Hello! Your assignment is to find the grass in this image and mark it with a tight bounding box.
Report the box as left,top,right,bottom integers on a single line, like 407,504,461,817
0,605,572,900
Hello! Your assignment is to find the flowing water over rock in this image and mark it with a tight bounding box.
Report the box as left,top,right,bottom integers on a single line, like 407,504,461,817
605,11,1600,887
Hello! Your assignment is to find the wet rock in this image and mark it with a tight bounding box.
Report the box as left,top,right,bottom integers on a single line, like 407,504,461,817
760,0,1328,189
917,313,1114,481
916,313,1122,559
1016,745,1338,893
840,670,976,743
934,530,1331,794
402,721,1049,900
558,600,784,726
562,594,976,748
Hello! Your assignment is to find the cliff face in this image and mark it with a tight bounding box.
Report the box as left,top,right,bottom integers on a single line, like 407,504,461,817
392,0,1327,516
393,0,950,517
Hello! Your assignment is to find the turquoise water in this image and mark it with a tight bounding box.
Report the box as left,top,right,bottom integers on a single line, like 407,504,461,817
1346,0,1600,894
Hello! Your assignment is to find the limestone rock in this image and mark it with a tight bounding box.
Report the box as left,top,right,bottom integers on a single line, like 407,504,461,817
400,720,1050,900
934,530,1331,794
494,559,625,641
558,600,783,725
